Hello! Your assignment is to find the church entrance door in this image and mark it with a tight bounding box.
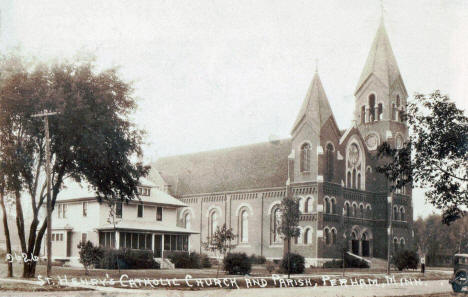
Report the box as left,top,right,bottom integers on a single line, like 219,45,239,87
352,240,359,254
362,240,370,257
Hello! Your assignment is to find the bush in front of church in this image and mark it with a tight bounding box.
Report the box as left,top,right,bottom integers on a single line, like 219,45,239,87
96,248,160,269
223,253,252,275
392,250,419,271
166,251,201,268
281,253,305,274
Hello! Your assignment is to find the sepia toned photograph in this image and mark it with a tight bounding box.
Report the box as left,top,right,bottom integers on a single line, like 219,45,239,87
0,0,466,296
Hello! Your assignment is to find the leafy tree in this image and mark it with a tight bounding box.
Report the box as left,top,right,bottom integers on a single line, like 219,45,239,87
77,240,103,275
392,249,419,271
202,223,237,277
277,196,300,278
0,55,149,277
377,91,467,225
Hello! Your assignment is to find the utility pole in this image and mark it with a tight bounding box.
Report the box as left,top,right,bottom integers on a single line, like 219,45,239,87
32,110,57,277
387,194,393,275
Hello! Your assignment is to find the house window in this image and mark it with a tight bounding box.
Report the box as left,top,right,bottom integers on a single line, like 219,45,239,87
58,204,62,218
137,204,143,218
82,233,87,243
99,232,115,248
62,204,67,218
300,143,311,172
82,202,88,217
52,234,55,241
116,202,122,218
240,209,248,243
156,207,162,221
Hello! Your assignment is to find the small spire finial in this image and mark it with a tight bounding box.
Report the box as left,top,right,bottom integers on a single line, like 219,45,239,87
315,58,318,73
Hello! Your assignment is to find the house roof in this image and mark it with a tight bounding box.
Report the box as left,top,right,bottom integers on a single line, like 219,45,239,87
56,181,186,207
355,20,406,95
153,139,291,196
291,71,334,134
96,220,198,234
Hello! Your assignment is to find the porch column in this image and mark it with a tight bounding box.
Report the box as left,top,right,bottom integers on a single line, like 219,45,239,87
115,231,120,249
161,234,165,259
151,233,155,252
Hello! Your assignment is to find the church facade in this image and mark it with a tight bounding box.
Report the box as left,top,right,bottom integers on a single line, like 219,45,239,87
152,21,413,266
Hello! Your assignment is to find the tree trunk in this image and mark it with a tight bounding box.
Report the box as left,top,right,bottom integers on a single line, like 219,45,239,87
0,191,13,277
287,238,291,279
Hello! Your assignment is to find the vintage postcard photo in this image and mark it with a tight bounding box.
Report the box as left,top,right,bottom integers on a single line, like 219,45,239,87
0,0,466,296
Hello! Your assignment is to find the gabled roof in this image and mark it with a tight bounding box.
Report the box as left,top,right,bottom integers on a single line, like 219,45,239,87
291,71,334,134
56,181,186,207
153,139,291,196
355,21,406,95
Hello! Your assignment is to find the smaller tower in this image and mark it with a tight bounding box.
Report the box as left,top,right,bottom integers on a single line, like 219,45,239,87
354,19,408,151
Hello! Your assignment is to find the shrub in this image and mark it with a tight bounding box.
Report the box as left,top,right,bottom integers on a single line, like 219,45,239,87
281,253,305,274
77,241,104,274
249,254,266,264
96,248,159,269
167,251,201,268
223,253,251,275
323,259,343,268
266,261,276,273
392,250,419,271
201,254,212,268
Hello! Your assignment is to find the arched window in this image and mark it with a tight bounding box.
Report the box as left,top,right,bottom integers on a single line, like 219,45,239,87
396,95,400,107
352,203,357,217
304,228,312,245
184,212,191,230
392,103,396,120
351,231,357,240
331,198,336,214
362,232,367,241
347,171,351,188
240,209,248,243
357,173,361,190
344,202,350,217
300,143,311,172
361,106,366,124
369,94,376,122
326,143,334,181
324,228,330,245
359,204,364,218
393,206,399,221
305,197,313,213
366,205,371,218
209,210,218,239
298,198,304,213
331,229,337,245
352,169,357,189
377,103,383,120
400,238,405,249
400,207,405,221
324,197,330,214
295,228,302,245
393,237,399,251
272,207,282,244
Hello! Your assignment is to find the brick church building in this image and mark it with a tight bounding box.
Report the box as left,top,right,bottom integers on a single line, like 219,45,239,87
152,20,413,266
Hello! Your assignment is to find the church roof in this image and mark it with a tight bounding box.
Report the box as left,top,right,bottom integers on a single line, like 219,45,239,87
355,21,405,95
291,71,334,134
153,139,291,196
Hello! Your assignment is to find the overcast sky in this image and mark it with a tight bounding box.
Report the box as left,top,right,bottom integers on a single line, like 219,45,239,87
1,0,467,218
